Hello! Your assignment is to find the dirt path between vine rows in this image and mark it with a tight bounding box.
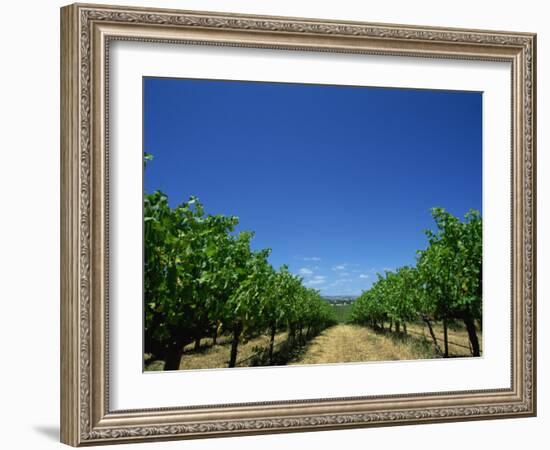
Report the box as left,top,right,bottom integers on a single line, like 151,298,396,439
289,324,433,365
145,323,479,371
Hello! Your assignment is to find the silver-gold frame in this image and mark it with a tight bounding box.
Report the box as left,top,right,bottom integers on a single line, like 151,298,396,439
60,3,537,446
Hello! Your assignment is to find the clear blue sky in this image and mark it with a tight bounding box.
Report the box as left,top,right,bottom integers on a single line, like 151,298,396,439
143,77,482,296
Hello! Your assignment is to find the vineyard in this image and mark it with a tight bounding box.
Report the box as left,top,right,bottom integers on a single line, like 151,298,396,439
144,154,336,370
144,155,482,371
349,207,482,358
332,304,353,324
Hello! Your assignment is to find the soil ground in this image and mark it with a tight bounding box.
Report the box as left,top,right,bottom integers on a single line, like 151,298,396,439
144,322,481,371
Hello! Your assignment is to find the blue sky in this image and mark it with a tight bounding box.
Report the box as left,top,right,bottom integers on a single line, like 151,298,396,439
143,77,482,296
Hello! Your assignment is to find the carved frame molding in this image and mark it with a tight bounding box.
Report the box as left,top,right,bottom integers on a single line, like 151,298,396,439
60,3,536,446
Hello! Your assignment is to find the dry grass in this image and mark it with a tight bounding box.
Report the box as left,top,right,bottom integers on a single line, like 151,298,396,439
145,332,288,371
145,321,482,371
182,335,232,352
289,324,433,365
405,321,482,357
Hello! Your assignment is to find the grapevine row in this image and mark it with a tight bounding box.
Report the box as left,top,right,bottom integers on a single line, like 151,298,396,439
350,208,482,357
144,167,336,369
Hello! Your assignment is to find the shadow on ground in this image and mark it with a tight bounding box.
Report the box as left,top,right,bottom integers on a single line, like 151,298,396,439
33,425,59,441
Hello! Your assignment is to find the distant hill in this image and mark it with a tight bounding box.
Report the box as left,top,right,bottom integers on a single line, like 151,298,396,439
322,295,358,304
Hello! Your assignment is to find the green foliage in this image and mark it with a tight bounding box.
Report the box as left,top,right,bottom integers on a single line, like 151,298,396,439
332,304,353,324
350,207,482,354
143,152,154,168
143,153,336,367
417,208,482,321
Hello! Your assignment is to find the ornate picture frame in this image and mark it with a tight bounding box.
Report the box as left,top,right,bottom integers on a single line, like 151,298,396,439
60,3,536,446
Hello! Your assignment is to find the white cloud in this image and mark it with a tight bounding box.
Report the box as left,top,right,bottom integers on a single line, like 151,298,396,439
305,275,326,286
359,274,369,279
299,267,313,276
303,256,321,261
332,264,347,271
331,278,352,285
366,267,393,275
339,272,350,277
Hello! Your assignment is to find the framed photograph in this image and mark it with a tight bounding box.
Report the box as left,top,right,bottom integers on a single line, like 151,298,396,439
60,3,536,446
